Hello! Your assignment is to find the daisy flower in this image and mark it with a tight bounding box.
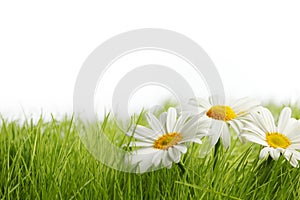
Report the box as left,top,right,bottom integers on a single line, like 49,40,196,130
126,107,209,172
189,96,260,148
242,107,300,167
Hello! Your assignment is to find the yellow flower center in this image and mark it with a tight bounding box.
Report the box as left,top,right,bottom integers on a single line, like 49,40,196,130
154,133,182,150
206,105,237,121
266,132,291,149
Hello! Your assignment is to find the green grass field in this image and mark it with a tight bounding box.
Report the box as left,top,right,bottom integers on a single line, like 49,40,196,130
1,104,300,199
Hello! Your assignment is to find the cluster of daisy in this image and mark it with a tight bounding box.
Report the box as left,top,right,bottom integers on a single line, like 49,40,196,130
126,97,300,171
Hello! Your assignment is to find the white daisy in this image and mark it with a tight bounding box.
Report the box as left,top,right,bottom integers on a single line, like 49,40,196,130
242,107,300,167
189,96,260,148
126,107,209,172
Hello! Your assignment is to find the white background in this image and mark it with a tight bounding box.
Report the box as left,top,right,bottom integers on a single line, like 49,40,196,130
1,1,300,119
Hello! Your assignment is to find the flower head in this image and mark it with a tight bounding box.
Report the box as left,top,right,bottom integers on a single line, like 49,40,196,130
242,107,300,167
126,107,209,172
189,97,260,148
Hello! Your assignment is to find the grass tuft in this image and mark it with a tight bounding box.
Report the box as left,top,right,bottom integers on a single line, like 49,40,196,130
1,105,300,199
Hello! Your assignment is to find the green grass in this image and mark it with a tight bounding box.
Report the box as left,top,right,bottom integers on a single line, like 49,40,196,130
1,105,300,199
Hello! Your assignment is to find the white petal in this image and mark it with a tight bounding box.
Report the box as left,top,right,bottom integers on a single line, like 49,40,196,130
288,142,300,149
146,112,165,135
230,119,247,142
166,163,173,169
283,150,300,167
259,147,271,159
251,107,276,133
162,150,173,167
166,107,177,133
159,112,167,130
290,158,299,168
242,120,266,138
152,150,164,167
174,144,187,154
173,112,191,132
180,114,201,137
129,141,153,147
181,137,202,144
209,95,225,105
221,124,230,148
229,120,240,135
284,120,300,139
128,152,154,173
129,125,159,141
195,118,210,137
242,132,268,146
261,107,277,133
168,147,181,163
249,110,266,132
289,150,300,160
209,120,223,146
134,147,158,154
283,150,292,160
126,134,153,143
231,97,260,115
269,148,280,160
189,97,211,109
278,107,292,133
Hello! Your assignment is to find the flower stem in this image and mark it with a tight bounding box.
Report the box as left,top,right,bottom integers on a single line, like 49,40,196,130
213,139,221,170
177,161,186,174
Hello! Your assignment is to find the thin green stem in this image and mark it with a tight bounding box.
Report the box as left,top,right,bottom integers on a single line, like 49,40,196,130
177,161,186,174
213,139,221,171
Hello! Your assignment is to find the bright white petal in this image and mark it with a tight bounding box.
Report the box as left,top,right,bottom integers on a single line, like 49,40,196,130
195,118,210,137
134,147,158,155
180,114,201,138
228,120,241,135
209,120,224,146
269,148,280,160
290,137,300,144
251,107,276,133
278,107,292,133
242,120,266,138
260,107,277,133
152,150,164,167
127,152,155,173
174,144,187,154
159,112,167,130
242,132,268,146
290,158,299,168
289,150,300,160
162,150,173,167
166,164,173,169
166,107,177,133
173,112,191,133
231,97,260,115
259,147,271,159
146,112,165,135
129,125,159,141
283,150,300,167
221,124,230,148
283,150,292,159
168,147,181,163
284,120,300,139
288,142,300,149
